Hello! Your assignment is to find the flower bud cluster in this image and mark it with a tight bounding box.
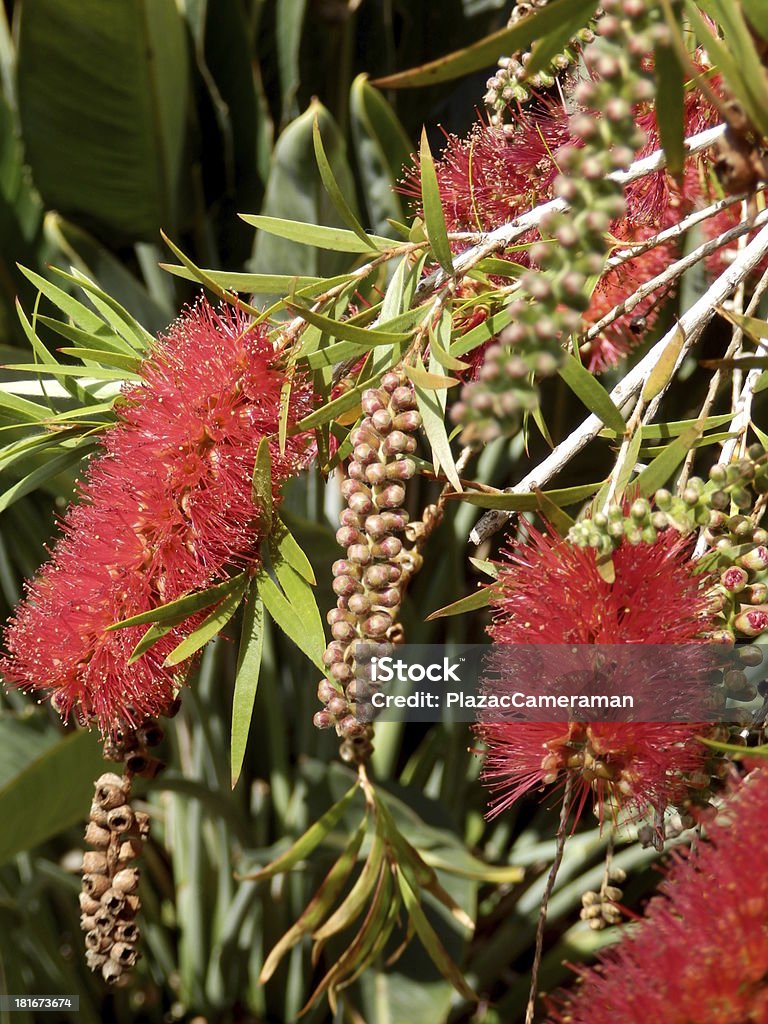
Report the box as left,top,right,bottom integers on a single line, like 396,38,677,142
568,445,768,643
458,0,661,442
580,865,627,930
80,772,148,985
484,0,597,120
315,371,423,764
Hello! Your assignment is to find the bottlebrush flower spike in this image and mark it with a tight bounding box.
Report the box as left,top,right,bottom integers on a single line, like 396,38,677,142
1,299,313,734
477,528,718,824
547,767,768,1024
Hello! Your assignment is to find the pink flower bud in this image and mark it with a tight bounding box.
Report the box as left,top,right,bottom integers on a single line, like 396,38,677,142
331,621,357,642
721,567,748,593
381,370,406,392
313,710,334,729
347,544,372,565
365,463,387,485
377,484,406,509
385,458,415,481
738,546,768,572
336,526,364,548
372,536,402,559
348,492,375,516
364,612,392,637
361,389,388,415
734,609,768,637
390,386,417,412
371,409,393,434
392,411,422,432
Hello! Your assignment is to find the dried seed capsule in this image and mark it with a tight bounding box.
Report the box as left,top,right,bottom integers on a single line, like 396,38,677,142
110,943,139,968
93,773,129,810
82,851,109,875
100,888,126,914
79,892,101,915
114,921,140,944
113,868,140,895
85,930,111,953
85,950,107,971
101,960,124,985
82,874,110,898
106,805,135,833
84,822,112,849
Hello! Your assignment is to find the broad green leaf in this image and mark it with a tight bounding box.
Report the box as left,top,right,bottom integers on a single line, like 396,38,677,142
237,782,361,880
0,729,111,866
419,130,454,274
558,353,626,433
164,574,248,666
256,570,325,671
108,573,248,630
426,585,498,620
654,39,685,177
453,481,603,510
17,0,189,240
635,421,704,497
244,214,394,254
313,111,374,249
525,0,601,77
252,438,273,536
250,102,375,280
349,74,411,236
374,0,599,88
230,587,265,788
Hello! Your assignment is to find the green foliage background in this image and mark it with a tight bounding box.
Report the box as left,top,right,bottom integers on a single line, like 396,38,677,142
0,2,743,1023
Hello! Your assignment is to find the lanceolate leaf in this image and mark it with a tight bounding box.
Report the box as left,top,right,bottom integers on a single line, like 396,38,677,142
635,420,705,497
251,438,273,536
452,481,602,510
653,39,685,177
419,130,454,274
164,573,249,666
108,573,248,630
558,352,626,433
230,586,265,788
313,111,374,249
426,585,498,620
256,569,325,671
243,215,393,253
374,0,599,88
238,782,361,880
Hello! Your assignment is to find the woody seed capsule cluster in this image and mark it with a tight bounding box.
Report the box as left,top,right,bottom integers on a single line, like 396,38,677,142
80,772,148,985
580,865,627,930
456,0,662,442
316,370,422,763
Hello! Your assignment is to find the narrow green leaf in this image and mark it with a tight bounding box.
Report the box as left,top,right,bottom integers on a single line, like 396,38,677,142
426,585,498,620
252,438,273,536
269,537,326,665
108,573,248,630
160,263,335,294
237,782,361,880
271,516,316,584
242,214,393,253
404,362,459,390
230,587,265,788
3,363,138,382
635,421,704,497
642,322,685,402
128,623,173,664
742,0,768,38
534,485,575,534
313,112,374,249
285,302,410,347
161,232,261,317
373,0,599,88
0,388,47,423
453,481,602,510
164,575,248,666
396,868,476,1001
50,267,153,349
256,570,325,671
58,348,142,373
452,306,513,357
0,445,90,513
17,266,113,335
654,39,685,177
259,813,368,982
412,355,462,492
289,375,383,433
419,129,454,274
558,352,626,433
312,832,386,943
525,0,601,77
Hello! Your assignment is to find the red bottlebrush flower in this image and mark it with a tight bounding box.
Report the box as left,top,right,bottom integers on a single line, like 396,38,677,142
1,300,313,734
403,63,723,371
547,767,768,1024
477,528,717,824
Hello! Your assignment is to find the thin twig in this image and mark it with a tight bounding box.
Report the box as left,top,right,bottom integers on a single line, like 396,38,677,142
417,125,726,298
582,208,768,345
470,220,768,545
525,776,574,1024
